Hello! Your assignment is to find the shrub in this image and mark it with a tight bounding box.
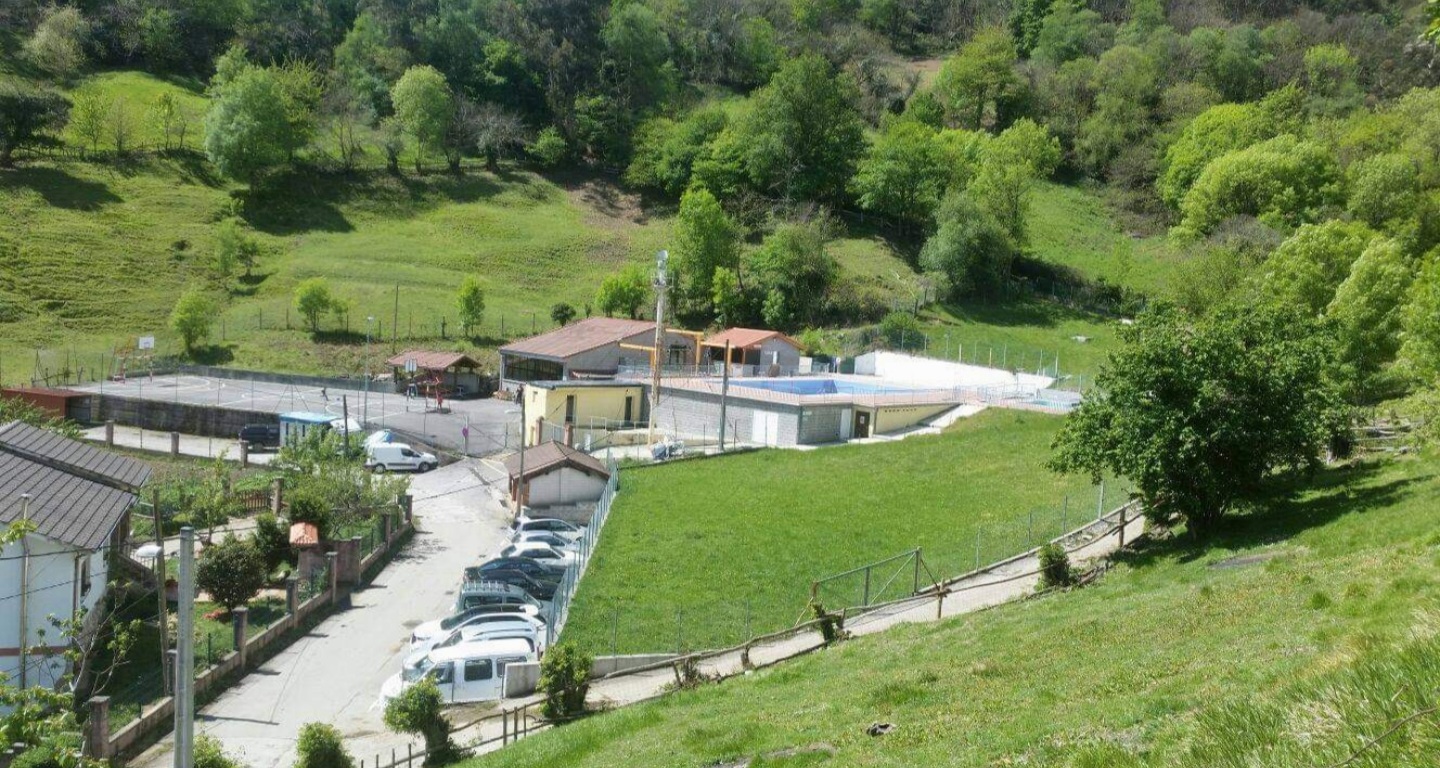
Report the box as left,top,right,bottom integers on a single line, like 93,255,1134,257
295,722,354,768
879,311,924,350
196,535,267,612
252,513,293,574
528,127,569,168
538,643,593,720
286,487,332,540
382,678,456,766
1037,543,1075,590
194,735,244,768
811,601,845,644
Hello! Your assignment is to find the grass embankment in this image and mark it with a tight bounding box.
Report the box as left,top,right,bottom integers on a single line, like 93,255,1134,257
1028,181,1184,298
475,449,1440,767
563,410,1110,654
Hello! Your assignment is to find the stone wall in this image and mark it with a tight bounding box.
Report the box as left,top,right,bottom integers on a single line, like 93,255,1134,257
86,394,277,437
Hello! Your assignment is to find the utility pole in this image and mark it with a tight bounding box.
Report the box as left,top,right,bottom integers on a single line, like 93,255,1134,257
717,341,731,452
18,494,31,691
516,387,527,515
152,489,169,696
648,250,668,445
392,284,400,353
174,527,196,768
363,317,374,426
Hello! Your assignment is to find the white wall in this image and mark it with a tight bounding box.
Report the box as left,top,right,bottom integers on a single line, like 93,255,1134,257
853,351,1054,390
527,466,608,507
0,534,104,697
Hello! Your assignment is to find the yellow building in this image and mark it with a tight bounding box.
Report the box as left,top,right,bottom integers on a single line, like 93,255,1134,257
523,381,646,447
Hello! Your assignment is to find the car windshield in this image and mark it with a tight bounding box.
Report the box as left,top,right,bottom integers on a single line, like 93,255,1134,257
439,610,479,631
402,656,433,683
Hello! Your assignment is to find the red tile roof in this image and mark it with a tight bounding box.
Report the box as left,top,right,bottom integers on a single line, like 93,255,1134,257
702,328,802,350
503,441,610,481
500,317,657,361
384,350,481,371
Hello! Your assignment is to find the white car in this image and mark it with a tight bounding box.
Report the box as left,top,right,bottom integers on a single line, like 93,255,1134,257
511,531,580,551
511,517,584,542
366,443,437,473
382,638,536,704
497,542,577,570
405,616,548,666
410,604,543,648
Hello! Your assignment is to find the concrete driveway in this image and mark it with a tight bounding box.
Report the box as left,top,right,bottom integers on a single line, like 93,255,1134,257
132,459,512,768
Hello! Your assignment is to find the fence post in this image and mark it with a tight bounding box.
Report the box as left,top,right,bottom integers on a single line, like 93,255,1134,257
84,696,111,759
975,529,981,570
1062,496,1068,533
233,607,249,668
286,576,299,618
104,420,114,447
1118,503,1127,549
863,566,871,607
271,477,284,515
912,549,921,594
1096,481,1105,520
327,551,339,604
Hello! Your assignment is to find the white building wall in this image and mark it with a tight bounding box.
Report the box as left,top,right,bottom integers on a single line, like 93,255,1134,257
853,351,1055,389
0,534,103,695
527,467,608,507
757,339,802,370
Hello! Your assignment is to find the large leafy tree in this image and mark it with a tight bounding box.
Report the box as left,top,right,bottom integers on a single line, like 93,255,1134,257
1262,219,1376,315
204,66,292,182
736,54,865,203
169,287,217,354
852,116,948,232
196,535,266,612
672,187,740,315
596,264,651,319
933,26,1021,130
1326,238,1412,400
0,82,69,167
1050,303,1343,536
1177,134,1343,237
391,65,453,172
747,220,836,330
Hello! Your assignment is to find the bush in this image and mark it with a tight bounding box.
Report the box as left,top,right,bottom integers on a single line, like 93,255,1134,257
286,487,332,540
1037,543,1075,590
538,643,592,721
196,535,267,612
528,127,569,168
295,722,354,768
195,735,244,768
383,678,456,766
879,311,924,350
252,513,293,574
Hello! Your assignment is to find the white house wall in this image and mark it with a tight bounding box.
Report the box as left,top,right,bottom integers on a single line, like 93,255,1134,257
0,534,104,695
853,351,1055,389
527,467,608,507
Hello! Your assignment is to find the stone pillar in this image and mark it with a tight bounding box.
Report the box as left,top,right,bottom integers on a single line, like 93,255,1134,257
381,512,392,546
401,495,413,526
326,551,338,603
170,431,180,456
285,576,299,619
166,650,178,695
339,537,363,584
232,607,249,667
271,478,285,515
239,440,249,469
84,696,111,759
104,420,114,447
563,423,574,447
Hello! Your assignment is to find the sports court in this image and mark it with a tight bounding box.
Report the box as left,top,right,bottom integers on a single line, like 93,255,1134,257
71,374,522,455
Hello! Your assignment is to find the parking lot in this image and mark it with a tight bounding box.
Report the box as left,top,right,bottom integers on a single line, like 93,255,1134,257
72,375,522,455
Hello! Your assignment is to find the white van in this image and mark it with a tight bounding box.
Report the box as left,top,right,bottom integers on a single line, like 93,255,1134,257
365,443,437,473
381,638,536,704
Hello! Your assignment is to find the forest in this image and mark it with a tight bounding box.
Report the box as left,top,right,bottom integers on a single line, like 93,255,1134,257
3,0,1440,405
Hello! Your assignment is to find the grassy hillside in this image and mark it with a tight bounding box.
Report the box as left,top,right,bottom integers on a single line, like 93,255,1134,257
563,410,1114,653
476,450,1440,767
1028,182,1184,297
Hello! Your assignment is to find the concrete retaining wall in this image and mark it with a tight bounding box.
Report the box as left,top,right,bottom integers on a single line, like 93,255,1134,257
502,654,677,699
87,394,276,437
176,365,371,393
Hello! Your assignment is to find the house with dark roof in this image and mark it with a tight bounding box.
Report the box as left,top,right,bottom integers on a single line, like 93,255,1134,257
498,317,698,393
0,421,151,694
702,328,804,373
502,441,612,508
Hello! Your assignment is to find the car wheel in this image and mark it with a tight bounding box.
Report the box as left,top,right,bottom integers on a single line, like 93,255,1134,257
372,464,387,474
421,462,434,473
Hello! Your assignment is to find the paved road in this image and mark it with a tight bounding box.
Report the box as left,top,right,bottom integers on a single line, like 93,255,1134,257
133,460,511,768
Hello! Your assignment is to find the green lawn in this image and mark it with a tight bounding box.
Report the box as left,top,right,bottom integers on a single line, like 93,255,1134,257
1028,181,1185,297
474,449,1440,768
910,299,1122,383
562,410,1113,654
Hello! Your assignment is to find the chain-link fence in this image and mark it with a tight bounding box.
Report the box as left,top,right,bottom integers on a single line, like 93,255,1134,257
543,456,619,646
106,668,166,736
298,561,332,602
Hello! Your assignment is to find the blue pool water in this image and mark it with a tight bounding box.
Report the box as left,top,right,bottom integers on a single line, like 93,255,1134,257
732,378,932,396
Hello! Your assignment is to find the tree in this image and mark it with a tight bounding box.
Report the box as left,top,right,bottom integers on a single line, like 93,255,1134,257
294,278,334,332
550,302,576,327
391,66,453,172
169,287,217,354
602,3,676,113
1326,238,1412,399
25,5,89,81
109,97,135,156
252,513,293,574
1399,251,1440,383
455,276,486,336
672,188,740,314
382,678,456,766
204,66,293,182
1157,87,1300,209
934,27,1021,130
0,82,69,167
1303,44,1362,119
747,221,836,330
879,310,923,349
379,117,406,174
215,218,260,279
538,643,592,720
1031,0,1107,67
625,108,727,196
737,55,865,202
1050,303,1342,537
1347,154,1421,230
1177,135,1342,238
294,722,354,768
852,117,947,232
274,59,325,161
711,265,748,327
596,265,650,319
149,91,186,152
472,102,526,169
1262,220,1376,315
528,127,569,168
68,88,111,156
920,193,1017,298
196,535,267,612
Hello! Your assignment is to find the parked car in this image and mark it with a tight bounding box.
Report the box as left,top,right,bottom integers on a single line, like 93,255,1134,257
511,517,584,541
511,531,580,551
365,443,437,473
238,424,281,451
381,638,536,704
451,580,543,613
497,542,576,572
407,612,547,656
474,568,558,601
409,603,543,647
472,557,567,583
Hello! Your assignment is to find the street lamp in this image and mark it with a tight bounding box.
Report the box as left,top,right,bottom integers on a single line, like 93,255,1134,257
364,316,375,425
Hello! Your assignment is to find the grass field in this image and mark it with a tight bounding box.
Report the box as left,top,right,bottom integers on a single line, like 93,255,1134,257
1028,182,1185,298
562,410,1114,654
474,448,1440,767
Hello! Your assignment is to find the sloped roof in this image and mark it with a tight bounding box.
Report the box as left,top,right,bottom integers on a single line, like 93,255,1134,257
0,421,150,550
385,350,482,371
702,328,802,351
500,318,655,361
503,441,610,482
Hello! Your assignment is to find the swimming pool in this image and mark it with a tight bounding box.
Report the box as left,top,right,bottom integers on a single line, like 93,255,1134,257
731,377,935,396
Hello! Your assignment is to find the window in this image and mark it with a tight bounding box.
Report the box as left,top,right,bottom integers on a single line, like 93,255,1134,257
464,660,493,682
79,556,92,598
502,355,564,383
564,395,576,425
428,663,454,684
